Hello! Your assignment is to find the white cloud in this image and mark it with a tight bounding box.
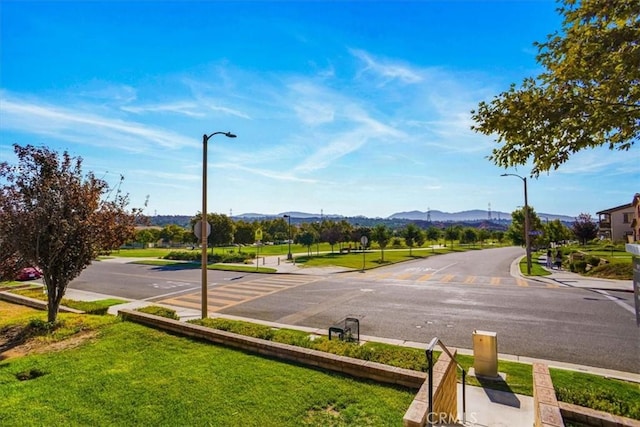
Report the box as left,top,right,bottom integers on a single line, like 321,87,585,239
350,48,423,85
217,162,318,183
121,102,205,117
0,93,195,151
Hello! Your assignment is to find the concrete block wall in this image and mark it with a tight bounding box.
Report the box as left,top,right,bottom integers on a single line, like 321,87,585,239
533,363,564,427
559,399,640,427
0,291,84,314
403,348,458,427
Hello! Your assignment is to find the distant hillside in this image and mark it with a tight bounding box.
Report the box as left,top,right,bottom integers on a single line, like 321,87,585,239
236,211,343,219
150,215,193,227
388,209,575,222
149,209,576,227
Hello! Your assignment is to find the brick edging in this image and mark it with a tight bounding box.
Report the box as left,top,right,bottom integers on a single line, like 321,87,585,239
559,402,640,427
533,362,564,427
0,291,84,314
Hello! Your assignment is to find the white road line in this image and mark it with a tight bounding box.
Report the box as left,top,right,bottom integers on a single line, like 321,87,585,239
431,262,458,274
143,286,201,301
593,289,635,315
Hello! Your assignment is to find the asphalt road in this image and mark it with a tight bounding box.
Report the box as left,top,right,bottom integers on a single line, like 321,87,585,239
68,247,639,373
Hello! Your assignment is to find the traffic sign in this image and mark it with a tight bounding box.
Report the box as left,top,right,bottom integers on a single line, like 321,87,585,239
255,228,263,242
194,220,211,240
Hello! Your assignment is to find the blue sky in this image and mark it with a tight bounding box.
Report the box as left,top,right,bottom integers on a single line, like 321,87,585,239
1,1,637,219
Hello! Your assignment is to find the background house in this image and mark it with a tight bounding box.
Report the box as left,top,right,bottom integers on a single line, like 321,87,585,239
631,193,640,243
597,199,636,243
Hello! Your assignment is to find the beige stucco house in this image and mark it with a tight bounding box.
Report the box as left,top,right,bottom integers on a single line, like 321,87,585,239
631,193,640,243
597,195,638,243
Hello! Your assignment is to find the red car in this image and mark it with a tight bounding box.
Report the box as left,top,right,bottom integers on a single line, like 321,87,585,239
16,267,43,281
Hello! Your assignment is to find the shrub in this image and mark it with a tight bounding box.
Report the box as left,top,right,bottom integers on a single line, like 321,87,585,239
63,300,109,315
271,328,314,348
191,318,274,340
164,250,253,263
586,263,633,280
136,305,180,320
571,260,588,273
586,256,601,267
358,342,429,371
309,336,361,358
28,318,59,334
556,386,639,420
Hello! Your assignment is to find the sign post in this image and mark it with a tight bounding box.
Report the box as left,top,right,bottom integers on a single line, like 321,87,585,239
626,243,640,327
255,228,263,271
360,235,368,272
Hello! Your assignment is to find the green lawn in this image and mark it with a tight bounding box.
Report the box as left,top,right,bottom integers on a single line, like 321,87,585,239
131,259,277,273
294,245,492,270
0,315,415,426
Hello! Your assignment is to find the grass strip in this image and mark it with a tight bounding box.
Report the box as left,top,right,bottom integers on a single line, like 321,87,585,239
0,315,414,426
8,288,126,314
191,317,640,420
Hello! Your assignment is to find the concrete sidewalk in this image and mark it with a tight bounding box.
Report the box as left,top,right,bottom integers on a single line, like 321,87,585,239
511,255,633,293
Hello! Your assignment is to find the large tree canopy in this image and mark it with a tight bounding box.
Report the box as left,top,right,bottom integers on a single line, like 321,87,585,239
0,144,141,322
472,0,639,176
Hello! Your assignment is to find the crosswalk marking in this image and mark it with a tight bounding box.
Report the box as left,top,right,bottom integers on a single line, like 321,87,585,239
464,276,476,284
156,274,319,313
345,270,562,290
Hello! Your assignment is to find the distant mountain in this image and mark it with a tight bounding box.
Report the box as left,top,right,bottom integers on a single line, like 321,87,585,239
149,209,576,227
235,211,343,219
388,209,575,222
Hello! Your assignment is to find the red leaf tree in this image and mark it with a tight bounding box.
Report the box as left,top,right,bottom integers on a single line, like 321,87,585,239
0,144,143,323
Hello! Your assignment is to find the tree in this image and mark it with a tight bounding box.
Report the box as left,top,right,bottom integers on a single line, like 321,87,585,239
444,226,460,249
136,228,160,248
160,224,187,246
545,219,572,245
320,220,342,253
191,213,234,249
0,144,140,323
371,224,392,262
461,228,478,246
233,220,255,246
572,213,599,245
426,227,441,252
471,0,639,176
264,217,289,243
506,206,542,247
295,226,317,256
477,228,491,248
402,223,423,256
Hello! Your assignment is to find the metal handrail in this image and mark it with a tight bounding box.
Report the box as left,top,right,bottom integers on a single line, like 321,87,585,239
425,337,467,426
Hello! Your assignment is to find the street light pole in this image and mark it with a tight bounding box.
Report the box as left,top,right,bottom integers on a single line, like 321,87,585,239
201,131,236,319
501,173,532,275
283,214,292,260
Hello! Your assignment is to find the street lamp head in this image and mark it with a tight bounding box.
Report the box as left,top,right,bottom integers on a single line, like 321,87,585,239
204,131,237,141
501,172,525,181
